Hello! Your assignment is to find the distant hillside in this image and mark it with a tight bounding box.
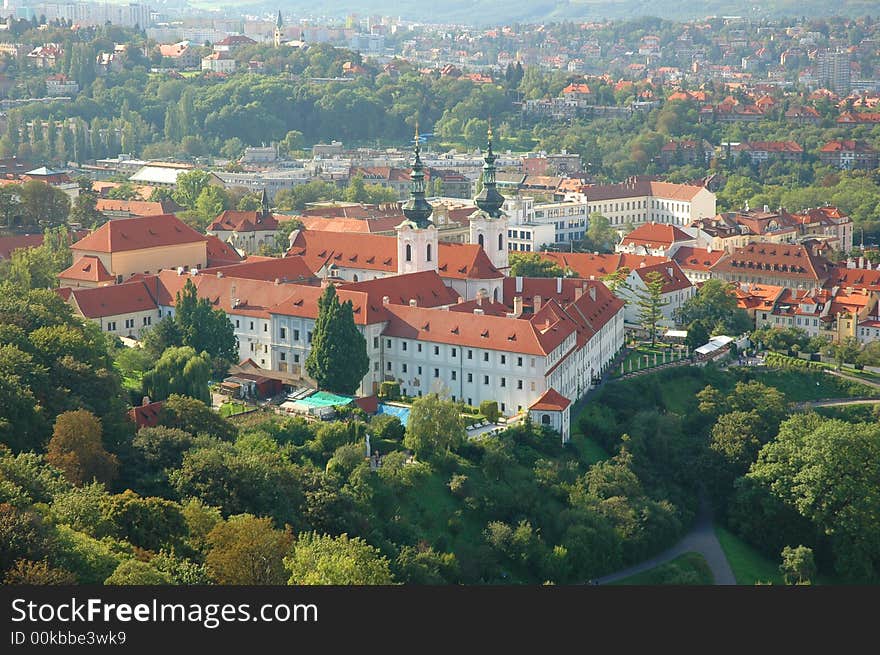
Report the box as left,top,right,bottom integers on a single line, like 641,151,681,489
211,1,878,24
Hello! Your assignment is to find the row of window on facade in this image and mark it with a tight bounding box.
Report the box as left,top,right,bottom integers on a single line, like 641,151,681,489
384,339,535,367
106,316,152,331
387,360,534,390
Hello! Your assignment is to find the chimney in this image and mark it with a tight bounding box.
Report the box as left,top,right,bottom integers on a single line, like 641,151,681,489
764,204,769,213
142,396,151,406
589,286,597,301
216,271,224,278
473,308,484,315
534,294,542,312
515,276,523,293
382,295,390,305
574,286,583,300
556,277,563,294
409,299,417,307
177,266,184,275
847,257,856,269
457,296,464,304
512,296,523,318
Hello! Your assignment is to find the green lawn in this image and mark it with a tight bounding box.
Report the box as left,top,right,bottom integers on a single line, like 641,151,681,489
715,526,784,585
610,552,714,585
569,432,610,465
613,344,687,377
219,402,249,418
749,369,876,402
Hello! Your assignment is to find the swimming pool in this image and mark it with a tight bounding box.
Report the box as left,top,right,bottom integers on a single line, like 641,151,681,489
377,403,411,427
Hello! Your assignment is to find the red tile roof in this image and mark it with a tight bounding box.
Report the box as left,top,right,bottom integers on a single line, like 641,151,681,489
819,140,877,154
205,235,244,266
71,214,206,253
203,256,316,283
529,388,571,411
381,299,576,356
95,199,180,216
58,255,115,283
288,230,503,280
0,234,45,260
339,271,460,308
538,251,666,279
620,222,694,249
299,216,401,234
67,281,158,318
208,210,280,233
711,243,834,283
129,401,164,429
632,261,693,294
672,246,724,272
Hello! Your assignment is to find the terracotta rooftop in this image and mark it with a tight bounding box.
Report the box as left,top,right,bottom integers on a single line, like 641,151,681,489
58,255,115,283
672,246,724,272
208,210,280,233
287,230,503,280
67,281,158,318
71,214,206,253
620,222,694,249
538,251,666,279
529,388,571,411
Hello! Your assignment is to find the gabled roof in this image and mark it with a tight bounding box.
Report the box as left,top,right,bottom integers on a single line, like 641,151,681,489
207,210,280,233
620,222,694,249
71,214,206,253
380,300,576,356
299,216,401,234
129,401,164,429
339,271,460,308
287,230,503,280
672,246,724,272
0,234,45,260
820,140,877,154
202,256,316,283
711,243,834,283
95,199,180,216
529,388,571,411
205,235,244,266
630,261,693,294
58,255,114,283
538,251,666,279
67,281,158,318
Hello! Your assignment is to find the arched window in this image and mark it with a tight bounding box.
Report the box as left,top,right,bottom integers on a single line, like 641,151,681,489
498,233,503,250
426,243,432,262
493,288,499,302
405,244,412,262
352,274,359,282
541,414,551,425
478,233,484,248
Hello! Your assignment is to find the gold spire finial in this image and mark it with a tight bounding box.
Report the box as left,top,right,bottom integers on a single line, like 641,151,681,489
414,121,419,142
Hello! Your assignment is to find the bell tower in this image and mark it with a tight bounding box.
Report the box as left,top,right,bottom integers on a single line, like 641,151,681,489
397,124,438,275
469,127,509,271
274,11,283,47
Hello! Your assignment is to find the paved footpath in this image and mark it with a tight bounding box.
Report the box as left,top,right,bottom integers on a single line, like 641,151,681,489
593,495,737,585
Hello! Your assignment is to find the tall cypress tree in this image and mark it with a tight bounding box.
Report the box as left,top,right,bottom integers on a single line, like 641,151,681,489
305,285,369,395
636,270,669,347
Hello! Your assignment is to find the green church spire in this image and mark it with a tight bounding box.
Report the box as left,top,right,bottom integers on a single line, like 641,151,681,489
474,126,505,217
401,123,433,228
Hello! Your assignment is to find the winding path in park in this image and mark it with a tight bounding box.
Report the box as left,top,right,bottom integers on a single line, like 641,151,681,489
593,495,737,585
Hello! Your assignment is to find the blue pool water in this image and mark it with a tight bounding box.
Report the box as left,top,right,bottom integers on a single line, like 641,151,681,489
377,403,411,427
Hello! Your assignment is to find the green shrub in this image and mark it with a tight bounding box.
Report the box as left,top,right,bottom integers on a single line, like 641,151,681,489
480,400,500,423
379,381,400,401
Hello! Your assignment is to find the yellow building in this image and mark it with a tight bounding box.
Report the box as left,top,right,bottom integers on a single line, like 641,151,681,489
63,214,208,285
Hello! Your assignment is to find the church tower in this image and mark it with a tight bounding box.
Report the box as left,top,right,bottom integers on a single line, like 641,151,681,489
469,127,509,271
274,11,283,47
397,125,438,276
